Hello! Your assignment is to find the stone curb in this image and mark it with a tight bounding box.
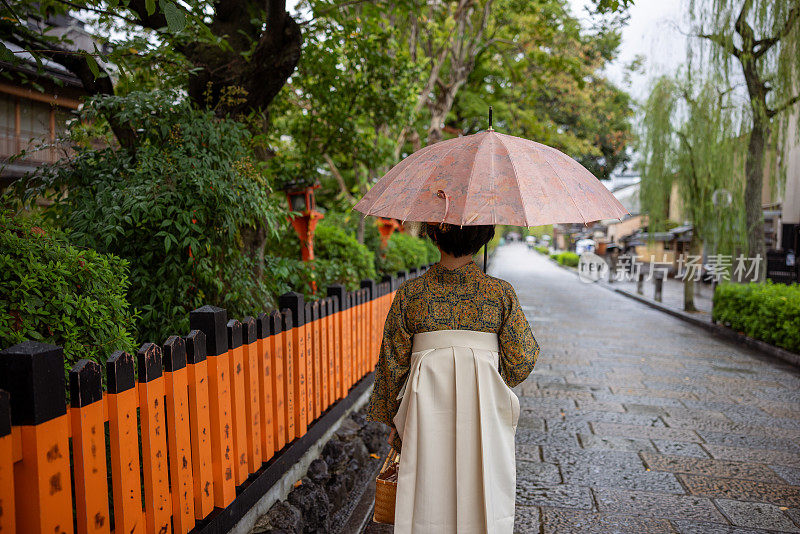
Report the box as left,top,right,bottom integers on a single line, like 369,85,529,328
604,284,800,369
538,249,800,369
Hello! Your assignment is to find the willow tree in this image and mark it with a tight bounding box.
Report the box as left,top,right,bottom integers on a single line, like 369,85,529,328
690,0,800,278
640,74,745,311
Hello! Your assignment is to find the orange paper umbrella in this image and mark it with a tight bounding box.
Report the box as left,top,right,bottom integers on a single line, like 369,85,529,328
354,127,628,227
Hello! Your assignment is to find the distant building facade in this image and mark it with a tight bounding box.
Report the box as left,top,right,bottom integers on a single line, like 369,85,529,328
1,14,93,187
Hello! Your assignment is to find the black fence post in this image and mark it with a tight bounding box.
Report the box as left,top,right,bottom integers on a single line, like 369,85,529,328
361,279,376,300
0,341,72,533
327,284,347,311
279,292,306,329
190,305,229,358
0,341,66,426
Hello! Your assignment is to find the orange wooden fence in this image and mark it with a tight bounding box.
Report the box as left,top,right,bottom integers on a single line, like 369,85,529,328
0,272,414,534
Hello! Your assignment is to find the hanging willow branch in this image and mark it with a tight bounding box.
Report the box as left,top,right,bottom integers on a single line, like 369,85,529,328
639,72,747,257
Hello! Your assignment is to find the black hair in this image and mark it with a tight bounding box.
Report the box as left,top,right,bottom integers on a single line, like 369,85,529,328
424,223,495,258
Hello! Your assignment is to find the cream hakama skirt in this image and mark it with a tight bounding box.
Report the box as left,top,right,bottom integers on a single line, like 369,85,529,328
392,329,520,534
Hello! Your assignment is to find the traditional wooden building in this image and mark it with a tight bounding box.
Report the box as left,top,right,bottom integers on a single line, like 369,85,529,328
0,14,92,187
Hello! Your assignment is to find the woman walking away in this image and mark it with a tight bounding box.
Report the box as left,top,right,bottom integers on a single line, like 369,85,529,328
367,223,539,534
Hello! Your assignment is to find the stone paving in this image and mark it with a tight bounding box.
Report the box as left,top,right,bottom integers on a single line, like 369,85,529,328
365,243,800,533
492,243,800,533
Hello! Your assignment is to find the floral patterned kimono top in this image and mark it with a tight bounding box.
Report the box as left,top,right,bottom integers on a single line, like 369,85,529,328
367,261,539,451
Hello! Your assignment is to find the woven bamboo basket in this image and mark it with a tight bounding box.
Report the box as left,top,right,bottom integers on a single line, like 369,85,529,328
373,448,399,524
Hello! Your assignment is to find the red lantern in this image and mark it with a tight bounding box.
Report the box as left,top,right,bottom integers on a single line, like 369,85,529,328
377,217,400,248
286,185,324,293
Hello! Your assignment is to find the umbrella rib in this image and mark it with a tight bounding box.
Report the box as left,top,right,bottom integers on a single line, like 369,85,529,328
399,140,465,224
461,133,484,225
538,146,589,224
363,142,439,218
494,134,530,227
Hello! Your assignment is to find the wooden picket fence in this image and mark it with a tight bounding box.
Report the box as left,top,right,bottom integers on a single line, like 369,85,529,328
0,271,421,534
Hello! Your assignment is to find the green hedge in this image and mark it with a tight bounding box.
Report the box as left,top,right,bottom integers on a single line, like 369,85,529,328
0,211,138,369
376,233,438,276
713,281,800,352
535,245,549,255
312,222,377,291
550,251,580,267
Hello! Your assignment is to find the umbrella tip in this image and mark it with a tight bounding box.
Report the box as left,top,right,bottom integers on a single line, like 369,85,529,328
488,106,493,131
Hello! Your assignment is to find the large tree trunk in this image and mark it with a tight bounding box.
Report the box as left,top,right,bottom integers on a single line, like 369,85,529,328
184,2,302,117
733,1,772,282
744,119,768,280
427,81,465,145
39,0,303,148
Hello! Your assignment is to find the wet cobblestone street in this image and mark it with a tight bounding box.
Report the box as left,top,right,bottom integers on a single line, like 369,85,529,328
491,244,800,534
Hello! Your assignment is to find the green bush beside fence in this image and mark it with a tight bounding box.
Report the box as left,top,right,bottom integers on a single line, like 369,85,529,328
550,251,580,267
376,232,439,275
21,91,286,344
312,222,377,290
713,281,800,352
0,211,138,369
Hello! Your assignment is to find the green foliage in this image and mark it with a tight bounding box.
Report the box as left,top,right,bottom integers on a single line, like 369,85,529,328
376,233,435,276
0,211,138,368
527,225,554,239
421,238,441,265
321,211,383,253
592,0,635,14
535,245,550,255
688,0,800,131
270,4,420,197
639,73,745,253
312,222,377,291
0,1,202,96
449,0,633,179
713,281,800,352
19,91,286,343
550,251,580,267
263,216,378,295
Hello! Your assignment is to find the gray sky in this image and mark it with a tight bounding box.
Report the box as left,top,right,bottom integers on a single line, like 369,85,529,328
567,0,689,103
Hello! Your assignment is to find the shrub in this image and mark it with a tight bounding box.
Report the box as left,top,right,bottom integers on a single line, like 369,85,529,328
263,215,380,297
535,245,549,255
713,281,800,352
313,222,377,291
559,252,580,267
321,211,383,253
0,211,138,369
376,232,434,275
549,251,579,267
21,91,286,343
422,237,440,264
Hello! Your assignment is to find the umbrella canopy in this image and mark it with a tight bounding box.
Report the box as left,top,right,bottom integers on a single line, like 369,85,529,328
354,129,628,226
